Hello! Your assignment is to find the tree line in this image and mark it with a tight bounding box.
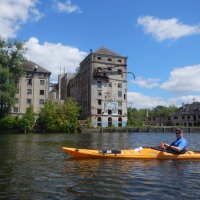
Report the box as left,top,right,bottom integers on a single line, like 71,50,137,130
127,105,178,127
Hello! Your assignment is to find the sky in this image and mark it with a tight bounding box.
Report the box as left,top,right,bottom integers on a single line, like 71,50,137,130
1,0,200,109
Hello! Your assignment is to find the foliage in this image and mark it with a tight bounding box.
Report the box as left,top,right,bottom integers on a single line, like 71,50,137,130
0,115,20,130
63,97,80,133
37,98,80,133
148,105,178,118
127,105,178,127
85,117,92,128
37,101,58,132
19,106,35,133
127,107,146,126
0,39,26,118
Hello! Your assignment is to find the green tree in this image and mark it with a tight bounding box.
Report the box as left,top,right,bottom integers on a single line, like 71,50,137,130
37,101,58,132
0,115,20,130
0,39,25,118
127,107,146,126
127,105,178,127
63,97,80,133
37,98,80,133
149,105,178,118
19,106,35,133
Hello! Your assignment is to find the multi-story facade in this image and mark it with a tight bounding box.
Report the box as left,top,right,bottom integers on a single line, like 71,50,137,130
11,61,51,116
171,102,200,127
67,47,128,127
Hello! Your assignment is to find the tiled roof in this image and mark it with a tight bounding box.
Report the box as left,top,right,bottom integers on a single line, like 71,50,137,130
94,47,123,57
22,60,51,74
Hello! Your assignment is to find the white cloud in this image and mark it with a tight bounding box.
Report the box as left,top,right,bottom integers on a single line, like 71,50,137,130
127,92,169,109
127,92,200,109
132,77,159,88
54,0,81,13
24,37,87,81
161,64,200,93
137,16,200,41
0,0,42,39
169,95,200,106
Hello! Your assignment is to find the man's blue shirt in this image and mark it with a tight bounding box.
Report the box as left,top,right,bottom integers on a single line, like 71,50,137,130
171,137,187,151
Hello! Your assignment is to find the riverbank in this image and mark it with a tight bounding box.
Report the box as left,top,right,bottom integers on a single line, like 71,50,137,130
1,126,200,134
82,127,200,134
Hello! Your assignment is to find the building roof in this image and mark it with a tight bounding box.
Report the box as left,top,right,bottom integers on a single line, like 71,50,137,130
175,102,200,115
94,47,124,57
22,60,51,74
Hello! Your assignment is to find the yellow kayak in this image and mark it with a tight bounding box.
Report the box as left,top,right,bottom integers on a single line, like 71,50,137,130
62,147,200,160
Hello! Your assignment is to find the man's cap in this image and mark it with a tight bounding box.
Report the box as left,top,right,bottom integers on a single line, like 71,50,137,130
176,128,183,133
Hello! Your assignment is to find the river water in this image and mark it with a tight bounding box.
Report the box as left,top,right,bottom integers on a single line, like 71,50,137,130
0,132,200,200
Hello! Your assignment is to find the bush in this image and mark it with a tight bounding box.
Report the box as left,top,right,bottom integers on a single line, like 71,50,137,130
18,106,35,133
37,98,80,133
0,115,20,130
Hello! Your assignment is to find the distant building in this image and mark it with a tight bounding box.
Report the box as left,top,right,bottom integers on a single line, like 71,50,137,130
67,47,128,127
49,84,59,101
11,61,51,116
171,102,200,126
60,73,75,100
48,75,62,102
145,115,172,126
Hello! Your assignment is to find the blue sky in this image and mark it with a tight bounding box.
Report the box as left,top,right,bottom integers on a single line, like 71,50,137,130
1,0,200,109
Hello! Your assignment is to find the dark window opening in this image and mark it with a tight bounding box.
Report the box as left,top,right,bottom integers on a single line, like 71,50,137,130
118,69,122,74
108,117,112,127
40,90,45,95
27,89,32,94
27,78,32,85
118,117,122,127
97,117,101,127
27,99,32,104
98,100,102,105
118,83,122,88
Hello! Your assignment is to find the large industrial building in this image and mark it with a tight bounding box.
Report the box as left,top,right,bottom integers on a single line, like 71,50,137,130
66,47,128,127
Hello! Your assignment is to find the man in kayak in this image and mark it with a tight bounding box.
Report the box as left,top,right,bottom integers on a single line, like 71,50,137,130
160,128,187,154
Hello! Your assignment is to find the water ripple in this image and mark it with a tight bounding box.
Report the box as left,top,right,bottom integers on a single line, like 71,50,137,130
1,133,200,199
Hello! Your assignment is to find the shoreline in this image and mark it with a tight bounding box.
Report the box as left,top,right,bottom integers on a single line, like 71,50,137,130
1,127,200,134
82,127,200,134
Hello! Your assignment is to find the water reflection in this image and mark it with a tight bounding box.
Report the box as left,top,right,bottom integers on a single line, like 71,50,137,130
1,133,200,199
63,156,200,199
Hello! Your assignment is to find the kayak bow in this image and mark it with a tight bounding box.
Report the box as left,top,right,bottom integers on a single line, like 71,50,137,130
62,147,200,160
